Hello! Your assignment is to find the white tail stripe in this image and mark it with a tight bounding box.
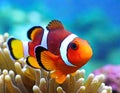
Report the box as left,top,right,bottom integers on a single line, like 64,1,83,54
23,41,29,57
60,34,78,67
40,30,48,49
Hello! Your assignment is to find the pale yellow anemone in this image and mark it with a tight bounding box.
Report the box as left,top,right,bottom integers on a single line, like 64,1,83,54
0,33,112,93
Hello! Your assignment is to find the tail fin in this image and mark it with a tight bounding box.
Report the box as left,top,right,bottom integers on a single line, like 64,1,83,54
7,38,25,60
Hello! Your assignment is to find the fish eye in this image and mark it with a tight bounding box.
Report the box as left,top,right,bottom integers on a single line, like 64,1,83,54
69,43,78,50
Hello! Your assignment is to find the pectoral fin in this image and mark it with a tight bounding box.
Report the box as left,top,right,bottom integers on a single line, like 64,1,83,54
35,46,59,71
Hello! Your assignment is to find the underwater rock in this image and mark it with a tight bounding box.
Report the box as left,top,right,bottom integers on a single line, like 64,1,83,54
93,65,120,93
0,33,112,93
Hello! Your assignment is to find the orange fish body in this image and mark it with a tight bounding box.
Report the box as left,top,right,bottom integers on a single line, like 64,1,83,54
7,20,93,84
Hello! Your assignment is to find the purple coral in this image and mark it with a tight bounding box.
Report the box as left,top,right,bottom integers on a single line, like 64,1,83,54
93,65,120,93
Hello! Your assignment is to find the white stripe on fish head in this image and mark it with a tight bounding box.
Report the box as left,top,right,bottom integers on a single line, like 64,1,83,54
60,34,78,67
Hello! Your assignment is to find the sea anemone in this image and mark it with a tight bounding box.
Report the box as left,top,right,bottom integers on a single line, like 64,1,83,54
0,33,112,93
93,65,120,93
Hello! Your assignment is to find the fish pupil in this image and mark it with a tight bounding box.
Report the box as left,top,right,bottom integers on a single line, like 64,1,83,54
69,43,78,50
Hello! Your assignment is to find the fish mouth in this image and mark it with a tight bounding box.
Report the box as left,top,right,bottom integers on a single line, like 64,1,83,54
72,44,93,67
77,40,93,63
81,44,93,62
76,46,92,67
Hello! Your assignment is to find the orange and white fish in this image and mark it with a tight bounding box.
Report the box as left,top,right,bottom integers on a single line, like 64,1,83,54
7,20,93,84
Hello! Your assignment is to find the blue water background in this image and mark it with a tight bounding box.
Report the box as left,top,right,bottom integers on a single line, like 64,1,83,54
0,0,120,76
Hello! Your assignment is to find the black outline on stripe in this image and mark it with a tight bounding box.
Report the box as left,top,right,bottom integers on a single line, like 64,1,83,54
7,38,18,60
35,46,50,71
27,26,44,40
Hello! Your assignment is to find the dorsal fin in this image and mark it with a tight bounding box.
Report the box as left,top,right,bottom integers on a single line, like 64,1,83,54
46,20,64,31
27,26,44,40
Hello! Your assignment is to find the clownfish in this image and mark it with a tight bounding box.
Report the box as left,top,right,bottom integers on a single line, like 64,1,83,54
7,20,93,84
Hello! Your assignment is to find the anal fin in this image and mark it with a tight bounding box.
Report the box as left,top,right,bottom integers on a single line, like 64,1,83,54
26,56,41,69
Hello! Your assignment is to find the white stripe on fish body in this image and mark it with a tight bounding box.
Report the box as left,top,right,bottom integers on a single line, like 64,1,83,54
23,41,29,57
60,34,78,67
40,30,49,49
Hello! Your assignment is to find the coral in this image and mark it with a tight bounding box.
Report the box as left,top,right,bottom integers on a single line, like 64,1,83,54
93,65,120,93
0,33,112,93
